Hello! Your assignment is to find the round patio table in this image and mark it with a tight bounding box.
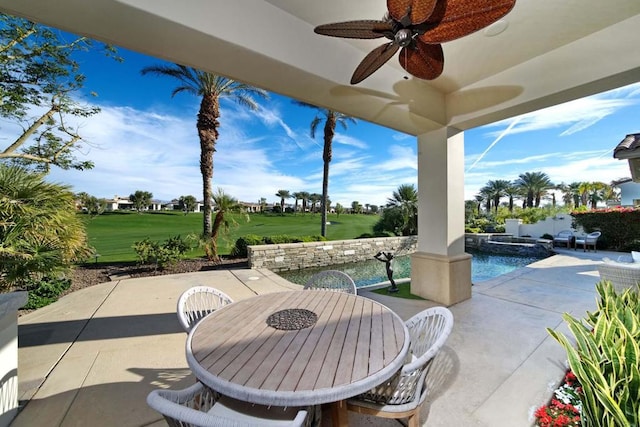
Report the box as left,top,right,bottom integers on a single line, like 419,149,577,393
186,290,409,425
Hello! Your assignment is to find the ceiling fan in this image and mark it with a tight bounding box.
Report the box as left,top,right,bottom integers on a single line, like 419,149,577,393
314,0,516,84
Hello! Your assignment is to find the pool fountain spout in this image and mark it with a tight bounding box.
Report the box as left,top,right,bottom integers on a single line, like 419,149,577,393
374,251,398,293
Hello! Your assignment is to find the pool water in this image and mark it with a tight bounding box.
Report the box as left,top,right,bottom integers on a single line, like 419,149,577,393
277,251,544,288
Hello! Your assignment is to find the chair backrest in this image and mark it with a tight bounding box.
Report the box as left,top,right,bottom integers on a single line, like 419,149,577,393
404,306,454,372
556,230,573,238
177,286,233,332
147,382,308,427
356,306,453,406
598,260,640,293
586,231,601,243
303,270,357,294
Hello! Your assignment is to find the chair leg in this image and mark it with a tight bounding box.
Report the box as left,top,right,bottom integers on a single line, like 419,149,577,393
407,412,420,427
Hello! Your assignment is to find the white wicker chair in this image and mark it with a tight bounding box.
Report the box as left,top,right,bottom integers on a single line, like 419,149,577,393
597,259,640,293
147,382,310,427
552,230,574,248
574,231,601,252
347,306,454,427
177,286,233,333
303,270,357,294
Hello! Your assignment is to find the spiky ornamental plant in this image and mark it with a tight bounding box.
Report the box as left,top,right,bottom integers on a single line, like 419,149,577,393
547,281,640,427
0,165,91,289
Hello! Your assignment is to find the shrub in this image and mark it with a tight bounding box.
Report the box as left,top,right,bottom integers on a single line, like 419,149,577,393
571,207,640,251
547,281,640,427
541,233,554,240
0,165,91,290
23,276,71,309
132,235,191,269
230,234,326,257
230,234,263,258
264,234,301,244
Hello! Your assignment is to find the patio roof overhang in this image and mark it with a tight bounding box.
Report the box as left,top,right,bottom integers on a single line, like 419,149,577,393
1,0,639,136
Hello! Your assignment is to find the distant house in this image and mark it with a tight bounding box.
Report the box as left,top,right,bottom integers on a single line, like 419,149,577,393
612,178,640,207
104,195,166,211
105,195,134,211
240,201,262,213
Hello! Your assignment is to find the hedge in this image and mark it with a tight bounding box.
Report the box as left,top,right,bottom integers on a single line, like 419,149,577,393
571,207,640,251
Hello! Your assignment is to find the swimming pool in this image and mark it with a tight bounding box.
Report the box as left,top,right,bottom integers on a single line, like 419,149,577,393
277,250,545,288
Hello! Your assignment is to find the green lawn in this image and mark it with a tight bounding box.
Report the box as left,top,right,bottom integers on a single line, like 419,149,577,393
83,211,379,263
372,282,425,300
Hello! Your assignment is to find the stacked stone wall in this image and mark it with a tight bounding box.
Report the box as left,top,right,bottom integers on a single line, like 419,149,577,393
248,236,417,272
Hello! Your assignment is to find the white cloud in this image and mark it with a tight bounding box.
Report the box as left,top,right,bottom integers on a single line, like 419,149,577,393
484,84,640,138
333,133,368,149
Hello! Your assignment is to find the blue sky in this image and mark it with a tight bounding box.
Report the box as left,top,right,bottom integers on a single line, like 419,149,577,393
8,45,640,207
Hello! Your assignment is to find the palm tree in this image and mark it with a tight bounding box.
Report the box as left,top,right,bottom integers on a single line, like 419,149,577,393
386,184,418,236
478,187,493,213
292,191,303,213
294,102,356,237
299,191,310,213
275,189,291,215
309,193,322,213
578,181,592,207
503,182,520,212
586,181,607,209
207,189,246,261
473,194,484,216
482,179,510,213
566,182,582,208
557,182,573,208
515,171,553,208
0,165,91,288
141,64,268,237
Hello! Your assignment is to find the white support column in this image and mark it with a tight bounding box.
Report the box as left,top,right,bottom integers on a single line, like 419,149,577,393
411,127,472,305
0,292,27,427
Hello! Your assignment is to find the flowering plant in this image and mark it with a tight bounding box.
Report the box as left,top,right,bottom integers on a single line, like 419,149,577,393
534,371,582,427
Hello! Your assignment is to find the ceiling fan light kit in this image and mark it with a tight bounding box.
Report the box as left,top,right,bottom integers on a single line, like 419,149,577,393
314,0,516,84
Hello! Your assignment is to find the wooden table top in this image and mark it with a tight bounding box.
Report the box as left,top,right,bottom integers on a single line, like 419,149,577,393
186,290,409,407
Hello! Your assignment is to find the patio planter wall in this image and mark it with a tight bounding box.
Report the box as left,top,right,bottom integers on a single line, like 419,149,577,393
248,236,417,272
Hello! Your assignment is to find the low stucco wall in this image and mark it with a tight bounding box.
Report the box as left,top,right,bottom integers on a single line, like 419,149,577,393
248,236,417,272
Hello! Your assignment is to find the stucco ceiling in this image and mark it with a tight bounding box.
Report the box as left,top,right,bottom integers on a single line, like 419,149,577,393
2,0,640,136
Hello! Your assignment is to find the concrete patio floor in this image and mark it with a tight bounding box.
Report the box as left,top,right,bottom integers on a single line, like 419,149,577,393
14,248,614,426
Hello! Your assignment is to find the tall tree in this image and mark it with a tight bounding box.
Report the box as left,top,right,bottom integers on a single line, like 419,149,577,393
275,189,291,215
294,102,356,237
309,193,322,213
178,195,197,213
473,194,484,215
141,64,267,236
129,190,153,212
515,171,553,208
292,191,303,213
207,189,246,261
0,14,119,171
76,192,106,216
478,187,492,213
481,179,510,213
386,184,418,236
503,182,520,213
299,191,310,213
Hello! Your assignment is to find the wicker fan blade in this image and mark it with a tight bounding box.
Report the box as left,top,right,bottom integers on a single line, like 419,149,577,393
387,0,438,25
419,0,516,43
399,40,444,80
314,20,392,39
351,42,400,84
